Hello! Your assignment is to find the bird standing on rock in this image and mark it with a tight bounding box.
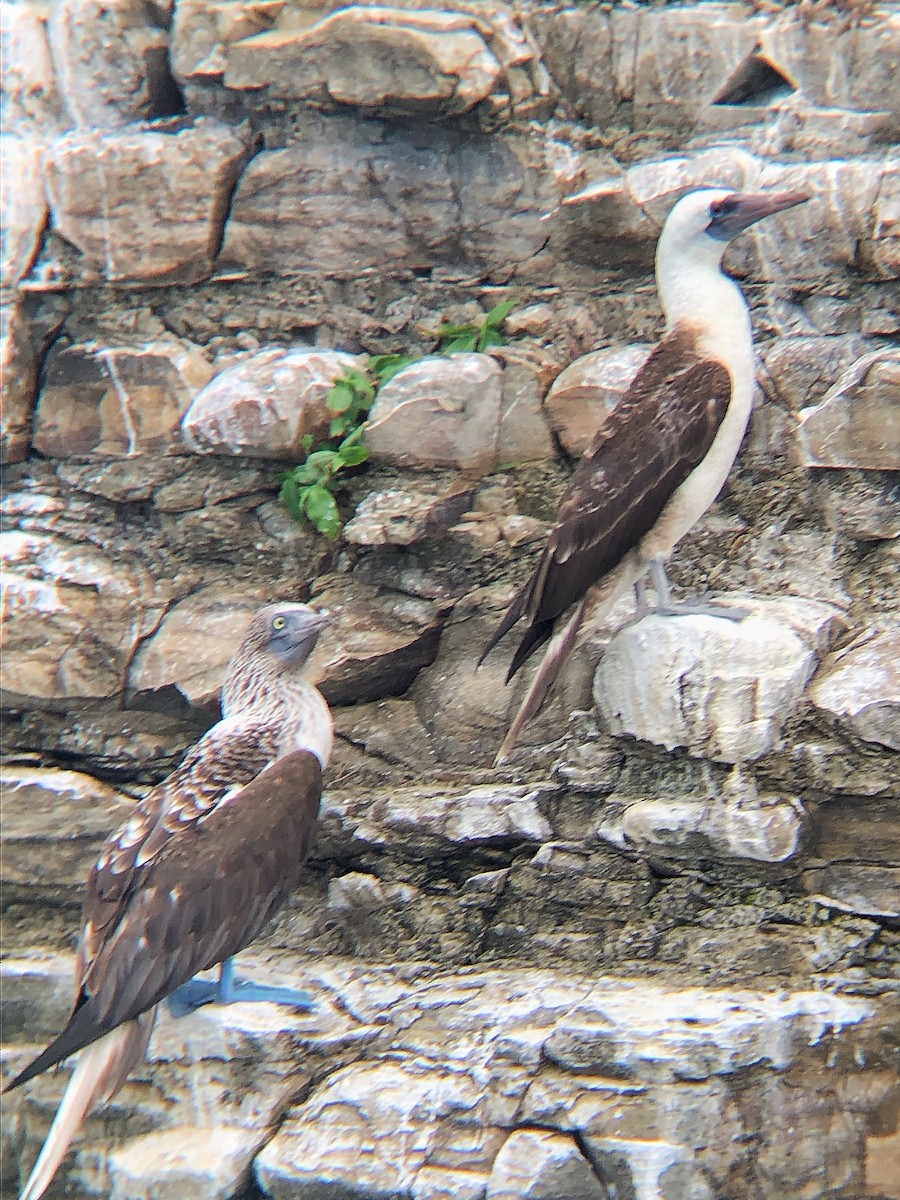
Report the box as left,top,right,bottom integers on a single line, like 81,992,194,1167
5,603,334,1200
481,187,810,764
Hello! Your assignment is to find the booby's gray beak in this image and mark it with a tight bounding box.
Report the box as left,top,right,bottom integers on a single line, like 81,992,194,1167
273,607,333,664
708,190,809,239
304,608,334,634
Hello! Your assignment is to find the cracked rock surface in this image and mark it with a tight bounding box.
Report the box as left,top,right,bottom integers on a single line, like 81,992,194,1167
2,1,899,1197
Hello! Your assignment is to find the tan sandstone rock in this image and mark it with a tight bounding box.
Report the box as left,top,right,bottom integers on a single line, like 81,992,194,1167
46,0,177,130
0,766,132,892
108,1125,268,1200
0,304,38,465
306,578,447,707
219,124,552,281
527,6,619,128
545,344,652,459
495,344,557,464
256,1060,504,1199
759,8,900,121
611,774,804,865
633,3,764,133
0,136,48,287
365,353,504,473
594,599,844,764
486,1129,608,1200
0,3,64,131
0,531,159,707
34,340,214,459
805,865,900,920
45,118,248,283
760,333,876,413
795,349,900,471
863,159,899,278
182,347,360,459
344,484,475,547
809,628,900,752
173,1,550,121
248,968,879,1200
225,7,503,118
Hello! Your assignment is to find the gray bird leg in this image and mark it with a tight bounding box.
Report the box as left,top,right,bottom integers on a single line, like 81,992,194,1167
167,957,314,1017
633,577,651,621
649,559,750,622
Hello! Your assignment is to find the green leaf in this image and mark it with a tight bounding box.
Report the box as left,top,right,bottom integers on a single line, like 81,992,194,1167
303,484,341,538
329,415,348,437
369,353,418,385
444,335,478,353
327,381,355,413
301,432,314,453
477,327,505,352
292,461,321,485
344,366,375,396
436,321,477,339
279,474,304,522
305,449,339,473
482,299,516,329
339,444,369,467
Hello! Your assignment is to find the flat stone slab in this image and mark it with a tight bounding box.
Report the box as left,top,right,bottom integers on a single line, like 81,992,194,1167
2,956,892,1200
809,627,900,751
594,598,844,763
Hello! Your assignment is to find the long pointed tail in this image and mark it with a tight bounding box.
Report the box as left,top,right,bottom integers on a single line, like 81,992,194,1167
493,599,586,767
19,1013,154,1200
493,556,646,767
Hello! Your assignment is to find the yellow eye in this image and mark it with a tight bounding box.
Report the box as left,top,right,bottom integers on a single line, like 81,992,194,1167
272,616,286,631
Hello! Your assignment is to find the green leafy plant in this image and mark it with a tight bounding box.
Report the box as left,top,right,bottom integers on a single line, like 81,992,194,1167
368,353,419,386
281,302,517,536
279,369,374,538
322,366,375,438
433,300,517,353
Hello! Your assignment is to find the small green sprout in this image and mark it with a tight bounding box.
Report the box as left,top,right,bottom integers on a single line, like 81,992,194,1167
369,353,420,386
280,302,517,537
433,300,517,354
279,370,374,538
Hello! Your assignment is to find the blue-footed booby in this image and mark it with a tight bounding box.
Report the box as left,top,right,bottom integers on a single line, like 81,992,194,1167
5,603,333,1200
482,187,809,764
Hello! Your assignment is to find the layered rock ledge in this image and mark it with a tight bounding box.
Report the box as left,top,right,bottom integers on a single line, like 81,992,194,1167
2,1,898,1197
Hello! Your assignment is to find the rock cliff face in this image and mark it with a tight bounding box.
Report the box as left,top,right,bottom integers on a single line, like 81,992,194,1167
1,2,898,1198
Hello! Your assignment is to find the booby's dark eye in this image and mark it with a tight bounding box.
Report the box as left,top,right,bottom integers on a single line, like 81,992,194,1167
272,616,286,631
709,197,738,217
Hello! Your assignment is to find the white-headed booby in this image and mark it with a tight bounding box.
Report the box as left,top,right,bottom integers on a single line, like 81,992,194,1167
482,188,809,764
5,603,334,1200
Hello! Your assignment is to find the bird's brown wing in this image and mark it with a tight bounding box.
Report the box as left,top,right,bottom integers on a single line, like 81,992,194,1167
5,751,322,1091
495,332,733,678
77,715,281,995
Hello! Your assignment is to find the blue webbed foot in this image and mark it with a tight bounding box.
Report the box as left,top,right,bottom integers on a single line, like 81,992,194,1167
166,958,315,1017
222,980,315,1009
166,978,221,1017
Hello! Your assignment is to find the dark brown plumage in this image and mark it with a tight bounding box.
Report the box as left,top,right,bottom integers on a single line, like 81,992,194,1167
7,602,333,1200
481,329,731,680
6,751,322,1094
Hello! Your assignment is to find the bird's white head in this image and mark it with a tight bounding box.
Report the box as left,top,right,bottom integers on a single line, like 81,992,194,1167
658,186,809,272
655,187,809,339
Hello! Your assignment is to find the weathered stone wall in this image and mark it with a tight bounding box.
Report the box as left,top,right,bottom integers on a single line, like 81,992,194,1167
1,2,898,1198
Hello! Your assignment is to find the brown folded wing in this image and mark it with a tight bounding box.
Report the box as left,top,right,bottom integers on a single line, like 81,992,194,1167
498,330,733,678
5,751,322,1091
78,717,280,992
